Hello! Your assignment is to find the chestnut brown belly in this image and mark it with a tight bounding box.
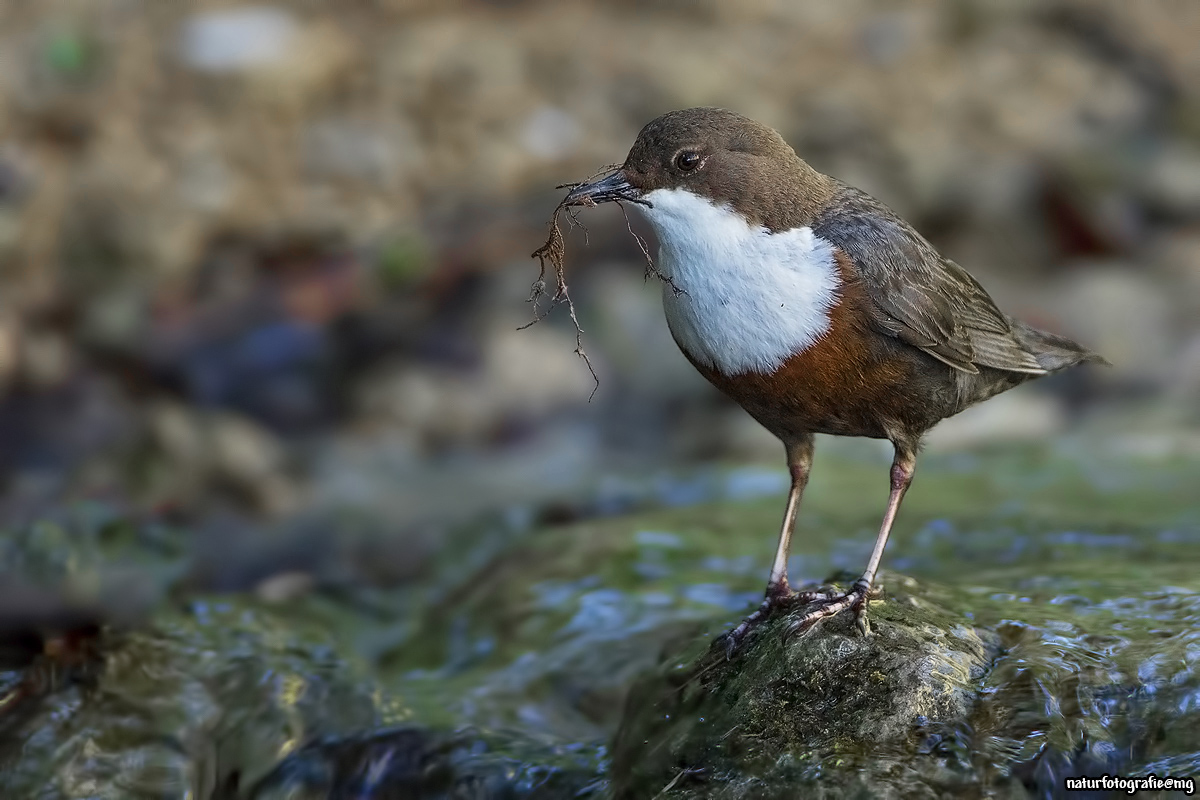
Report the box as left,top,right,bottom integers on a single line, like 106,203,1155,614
682,318,957,445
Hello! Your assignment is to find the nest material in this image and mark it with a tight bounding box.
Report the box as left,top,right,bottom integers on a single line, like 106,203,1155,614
523,168,683,399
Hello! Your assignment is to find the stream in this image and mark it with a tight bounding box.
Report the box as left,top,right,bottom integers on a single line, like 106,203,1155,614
2,439,1198,797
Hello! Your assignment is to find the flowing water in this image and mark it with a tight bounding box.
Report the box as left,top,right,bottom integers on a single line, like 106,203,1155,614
1,439,1198,797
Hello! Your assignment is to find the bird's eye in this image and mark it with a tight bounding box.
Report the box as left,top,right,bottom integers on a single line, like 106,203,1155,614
674,151,701,171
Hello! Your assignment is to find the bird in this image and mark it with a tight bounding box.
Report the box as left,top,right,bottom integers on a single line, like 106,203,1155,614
561,107,1105,646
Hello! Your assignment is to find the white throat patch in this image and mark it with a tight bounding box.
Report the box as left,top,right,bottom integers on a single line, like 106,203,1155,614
635,187,840,377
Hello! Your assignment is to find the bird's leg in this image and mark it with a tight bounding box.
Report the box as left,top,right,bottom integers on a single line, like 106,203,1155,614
765,436,816,598
787,444,916,638
721,436,814,653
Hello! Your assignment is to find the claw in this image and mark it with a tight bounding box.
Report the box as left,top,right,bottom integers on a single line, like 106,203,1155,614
720,590,802,656
854,603,871,636
722,633,739,660
784,579,883,639
783,611,823,641
849,579,873,635
723,579,884,654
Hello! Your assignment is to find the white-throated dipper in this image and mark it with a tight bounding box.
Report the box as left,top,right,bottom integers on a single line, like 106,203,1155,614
562,107,1105,646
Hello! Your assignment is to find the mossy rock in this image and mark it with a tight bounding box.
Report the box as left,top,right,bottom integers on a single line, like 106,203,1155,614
610,574,1000,799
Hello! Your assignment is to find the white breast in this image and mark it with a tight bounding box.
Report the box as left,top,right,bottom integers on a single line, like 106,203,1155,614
635,187,840,377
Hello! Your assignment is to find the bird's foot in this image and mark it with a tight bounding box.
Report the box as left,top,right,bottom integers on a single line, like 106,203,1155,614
785,578,883,639
718,579,884,657
718,580,858,657
717,583,802,658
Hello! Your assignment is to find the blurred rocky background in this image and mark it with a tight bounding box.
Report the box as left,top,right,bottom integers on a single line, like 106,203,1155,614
0,0,1197,533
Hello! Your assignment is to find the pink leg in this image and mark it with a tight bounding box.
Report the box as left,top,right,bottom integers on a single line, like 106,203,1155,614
721,436,814,653
786,445,916,637
766,436,815,597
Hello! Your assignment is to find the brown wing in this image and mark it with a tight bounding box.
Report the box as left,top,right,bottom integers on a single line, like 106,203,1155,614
811,185,1046,375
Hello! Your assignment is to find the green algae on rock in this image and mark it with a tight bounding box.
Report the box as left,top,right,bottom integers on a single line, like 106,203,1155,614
610,573,1000,799
611,563,1200,798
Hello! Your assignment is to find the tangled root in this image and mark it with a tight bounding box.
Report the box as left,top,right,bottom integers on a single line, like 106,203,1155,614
522,166,684,400
522,196,599,399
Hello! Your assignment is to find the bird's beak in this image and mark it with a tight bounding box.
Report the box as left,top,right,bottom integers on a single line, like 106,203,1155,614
563,169,646,207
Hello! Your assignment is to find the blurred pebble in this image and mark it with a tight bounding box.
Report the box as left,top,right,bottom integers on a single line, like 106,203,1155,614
150,402,207,468
1050,265,1174,384
1172,333,1200,400
210,413,286,484
20,331,71,388
521,106,581,161
179,7,298,73
0,314,20,387
303,118,414,186
1144,143,1200,215
926,391,1066,451
0,0,1194,526
358,323,595,446
255,570,315,603
148,403,299,513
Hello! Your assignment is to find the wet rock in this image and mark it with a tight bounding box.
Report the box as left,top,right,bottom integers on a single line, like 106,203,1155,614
610,575,999,799
0,601,381,798
0,576,116,671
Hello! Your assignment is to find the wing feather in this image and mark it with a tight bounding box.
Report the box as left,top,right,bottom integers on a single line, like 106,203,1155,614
811,185,1046,375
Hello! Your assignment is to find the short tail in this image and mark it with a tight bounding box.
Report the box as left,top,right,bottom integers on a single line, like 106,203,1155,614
1009,319,1109,373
